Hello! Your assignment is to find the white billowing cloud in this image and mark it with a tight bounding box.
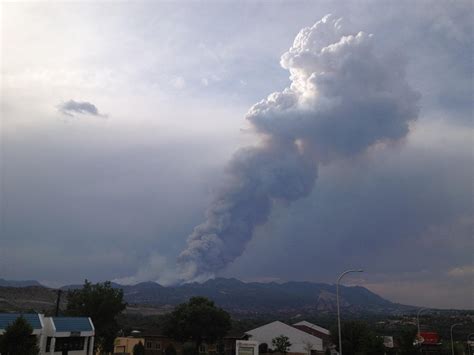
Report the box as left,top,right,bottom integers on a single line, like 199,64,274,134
176,14,419,282
248,14,419,158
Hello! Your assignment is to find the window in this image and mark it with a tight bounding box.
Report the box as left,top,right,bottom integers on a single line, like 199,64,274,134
199,344,207,353
46,337,85,351
156,342,162,350
147,342,153,349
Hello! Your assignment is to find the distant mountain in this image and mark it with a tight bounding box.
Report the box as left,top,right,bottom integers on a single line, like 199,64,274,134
0,277,416,316
117,277,415,316
0,285,62,313
0,278,44,287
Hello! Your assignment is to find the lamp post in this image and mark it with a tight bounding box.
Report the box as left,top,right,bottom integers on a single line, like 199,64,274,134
336,269,364,355
450,323,462,355
416,307,428,335
467,333,474,355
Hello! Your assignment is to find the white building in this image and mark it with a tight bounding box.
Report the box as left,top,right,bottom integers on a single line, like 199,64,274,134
246,321,324,354
0,313,95,355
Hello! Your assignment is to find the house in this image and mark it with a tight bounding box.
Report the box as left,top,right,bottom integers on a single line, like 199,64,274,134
143,334,181,355
142,333,248,355
43,317,95,354
245,321,324,354
114,336,145,354
0,313,95,355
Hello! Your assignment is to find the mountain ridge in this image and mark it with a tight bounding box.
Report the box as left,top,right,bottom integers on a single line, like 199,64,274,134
0,278,44,288
1,277,417,316
62,277,413,315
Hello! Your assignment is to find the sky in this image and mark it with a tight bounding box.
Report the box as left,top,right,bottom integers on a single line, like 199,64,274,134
1,0,472,309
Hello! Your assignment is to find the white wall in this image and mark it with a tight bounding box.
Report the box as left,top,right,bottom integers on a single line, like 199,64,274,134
247,321,323,353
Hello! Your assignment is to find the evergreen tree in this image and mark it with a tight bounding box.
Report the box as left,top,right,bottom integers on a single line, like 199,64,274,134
0,316,39,355
133,341,145,355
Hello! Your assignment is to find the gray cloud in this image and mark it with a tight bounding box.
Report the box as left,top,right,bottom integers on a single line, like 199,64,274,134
58,100,103,117
177,15,420,282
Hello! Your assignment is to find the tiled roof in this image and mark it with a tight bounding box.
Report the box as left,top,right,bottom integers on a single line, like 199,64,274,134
52,317,93,332
0,313,42,330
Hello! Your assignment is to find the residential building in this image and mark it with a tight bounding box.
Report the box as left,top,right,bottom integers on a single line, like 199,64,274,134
43,316,95,355
114,336,145,354
245,321,324,354
0,313,95,355
142,334,247,355
143,334,180,355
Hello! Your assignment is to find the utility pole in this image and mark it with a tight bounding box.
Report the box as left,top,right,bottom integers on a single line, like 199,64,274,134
55,289,62,317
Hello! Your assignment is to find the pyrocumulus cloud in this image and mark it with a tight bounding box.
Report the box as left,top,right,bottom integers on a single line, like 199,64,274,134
177,15,419,282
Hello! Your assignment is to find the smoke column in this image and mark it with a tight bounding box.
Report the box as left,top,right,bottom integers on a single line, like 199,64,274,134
177,15,419,282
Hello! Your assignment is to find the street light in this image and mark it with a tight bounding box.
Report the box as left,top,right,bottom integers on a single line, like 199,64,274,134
416,307,428,335
450,323,463,355
336,269,364,355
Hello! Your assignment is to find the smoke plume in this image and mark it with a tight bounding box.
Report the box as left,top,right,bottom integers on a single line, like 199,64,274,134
177,14,419,282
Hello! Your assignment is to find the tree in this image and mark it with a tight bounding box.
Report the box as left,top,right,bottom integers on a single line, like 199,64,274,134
133,341,145,355
397,325,417,355
66,280,126,353
163,297,231,352
330,321,384,355
272,335,292,353
0,316,39,355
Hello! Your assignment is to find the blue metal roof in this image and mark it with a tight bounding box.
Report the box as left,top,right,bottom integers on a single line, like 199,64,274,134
0,313,42,330
52,317,93,332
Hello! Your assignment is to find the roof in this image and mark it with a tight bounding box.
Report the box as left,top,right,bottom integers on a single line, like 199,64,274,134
52,317,93,332
293,321,330,335
0,313,43,330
